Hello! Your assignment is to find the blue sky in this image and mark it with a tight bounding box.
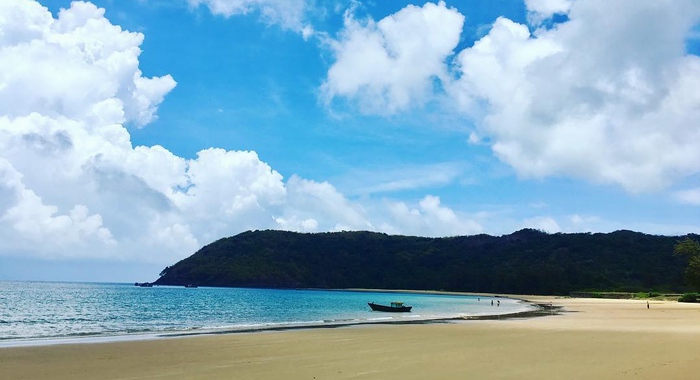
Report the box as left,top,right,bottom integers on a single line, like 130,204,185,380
1,0,700,282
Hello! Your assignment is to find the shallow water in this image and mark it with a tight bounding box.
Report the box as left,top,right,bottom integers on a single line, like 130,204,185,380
0,281,535,346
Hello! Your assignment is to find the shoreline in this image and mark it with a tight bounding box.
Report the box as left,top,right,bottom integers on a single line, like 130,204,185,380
2,296,699,379
0,290,540,348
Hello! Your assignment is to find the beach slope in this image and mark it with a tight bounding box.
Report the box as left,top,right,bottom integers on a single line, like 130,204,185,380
2,297,699,379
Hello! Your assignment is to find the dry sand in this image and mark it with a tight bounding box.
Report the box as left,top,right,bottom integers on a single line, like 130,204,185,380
2,296,700,379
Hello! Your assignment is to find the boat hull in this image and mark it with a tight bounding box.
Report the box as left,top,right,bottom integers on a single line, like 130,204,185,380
368,302,412,312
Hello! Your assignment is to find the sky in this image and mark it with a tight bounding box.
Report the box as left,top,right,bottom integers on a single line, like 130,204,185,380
1,0,700,282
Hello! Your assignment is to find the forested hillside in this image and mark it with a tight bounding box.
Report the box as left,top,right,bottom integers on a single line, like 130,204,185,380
154,229,694,295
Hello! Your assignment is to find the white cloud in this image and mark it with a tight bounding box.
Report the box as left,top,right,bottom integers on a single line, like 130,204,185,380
525,0,572,15
381,195,482,237
334,162,466,196
569,213,599,225
521,216,561,233
188,0,309,32
322,1,700,194
524,0,573,24
567,214,602,232
529,201,549,209
0,1,175,259
0,1,485,264
0,158,115,258
0,1,175,127
281,175,372,232
449,0,700,193
321,1,464,114
9,0,696,268
674,187,700,205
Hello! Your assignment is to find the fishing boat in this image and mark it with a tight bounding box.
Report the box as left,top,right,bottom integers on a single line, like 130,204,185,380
368,301,412,312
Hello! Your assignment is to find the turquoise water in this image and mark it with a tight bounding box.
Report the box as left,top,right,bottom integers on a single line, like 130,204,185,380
0,281,536,346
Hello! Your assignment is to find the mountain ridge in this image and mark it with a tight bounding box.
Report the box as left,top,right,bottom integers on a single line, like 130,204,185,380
154,229,694,295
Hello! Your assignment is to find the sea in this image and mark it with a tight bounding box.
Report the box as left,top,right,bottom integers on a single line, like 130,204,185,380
0,281,537,347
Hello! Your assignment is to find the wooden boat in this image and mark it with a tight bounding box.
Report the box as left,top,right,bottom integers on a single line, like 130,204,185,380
368,301,412,312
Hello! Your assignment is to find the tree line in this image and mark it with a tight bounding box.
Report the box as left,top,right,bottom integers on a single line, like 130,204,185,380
154,229,699,295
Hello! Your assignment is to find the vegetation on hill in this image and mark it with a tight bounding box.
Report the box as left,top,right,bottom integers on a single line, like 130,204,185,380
674,237,700,302
154,229,697,295
674,237,700,291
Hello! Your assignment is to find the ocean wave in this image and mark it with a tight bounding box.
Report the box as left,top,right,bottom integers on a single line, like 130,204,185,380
1,282,538,346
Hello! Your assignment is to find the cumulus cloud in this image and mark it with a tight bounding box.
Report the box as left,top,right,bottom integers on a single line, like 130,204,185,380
380,195,483,237
321,1,464,114
188,0,309,33
281,175,372,232
322,1,700,193
0,0,177,260
452,0,700,193
524,0,573,24
0,1,483,264
0,1,175,127
0,158,115,258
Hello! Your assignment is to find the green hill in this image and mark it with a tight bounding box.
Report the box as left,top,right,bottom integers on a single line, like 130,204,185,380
153,229,693,295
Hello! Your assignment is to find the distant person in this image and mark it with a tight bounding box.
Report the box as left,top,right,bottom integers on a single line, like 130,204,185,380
647,301,650,309
478,298,480,302
491,300,494,306
497,300,500,307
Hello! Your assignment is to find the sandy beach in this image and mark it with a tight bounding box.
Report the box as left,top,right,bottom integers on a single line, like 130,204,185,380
2,296,700,380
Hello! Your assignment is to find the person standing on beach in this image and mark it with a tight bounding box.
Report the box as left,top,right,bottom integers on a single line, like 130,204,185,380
647,301,650,309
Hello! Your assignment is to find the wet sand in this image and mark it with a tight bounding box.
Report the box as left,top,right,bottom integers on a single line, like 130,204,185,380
2,296,700,379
